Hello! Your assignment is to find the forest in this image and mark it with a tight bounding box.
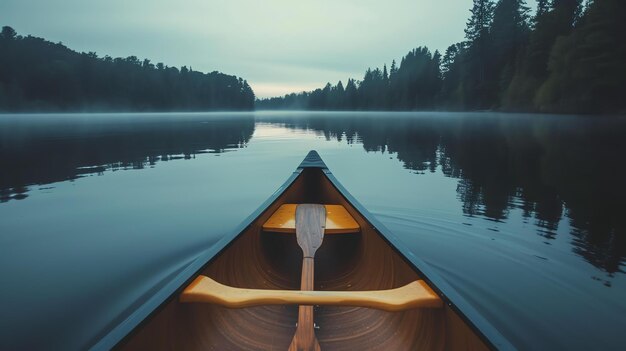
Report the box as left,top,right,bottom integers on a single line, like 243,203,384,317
0,26,255,112
257,0,626,114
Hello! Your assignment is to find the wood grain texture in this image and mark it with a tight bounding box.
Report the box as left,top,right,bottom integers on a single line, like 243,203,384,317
290,258,317,351
290,304,320,351
117,168,491,351
180,275,443,311
294,204,326,258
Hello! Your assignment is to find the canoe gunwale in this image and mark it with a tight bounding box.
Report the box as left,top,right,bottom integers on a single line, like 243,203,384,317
90,150,515,351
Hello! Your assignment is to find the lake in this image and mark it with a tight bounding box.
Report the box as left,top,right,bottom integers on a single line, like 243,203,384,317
1,111,625,350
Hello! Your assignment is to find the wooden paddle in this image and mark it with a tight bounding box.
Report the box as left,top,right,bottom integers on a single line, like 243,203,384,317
289,204,326,351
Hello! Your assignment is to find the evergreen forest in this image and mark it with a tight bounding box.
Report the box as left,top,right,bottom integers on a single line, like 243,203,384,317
257,0,626,114
0,26,255,111
2,0,624,114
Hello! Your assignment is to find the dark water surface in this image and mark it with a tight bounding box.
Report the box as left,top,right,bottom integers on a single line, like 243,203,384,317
1,112,625,350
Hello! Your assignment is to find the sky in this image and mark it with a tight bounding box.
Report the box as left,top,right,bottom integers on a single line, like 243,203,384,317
2,0,536,98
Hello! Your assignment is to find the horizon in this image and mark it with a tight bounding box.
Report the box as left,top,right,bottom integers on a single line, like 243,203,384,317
2,0,537,99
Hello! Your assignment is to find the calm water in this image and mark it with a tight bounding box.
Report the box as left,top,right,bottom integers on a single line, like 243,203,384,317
1,111,625,350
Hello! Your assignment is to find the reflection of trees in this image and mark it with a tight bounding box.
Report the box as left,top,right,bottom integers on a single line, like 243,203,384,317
0,115,255,202
261,113,626,274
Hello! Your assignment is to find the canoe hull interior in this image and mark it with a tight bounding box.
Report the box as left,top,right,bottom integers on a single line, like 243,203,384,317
117,168,490,351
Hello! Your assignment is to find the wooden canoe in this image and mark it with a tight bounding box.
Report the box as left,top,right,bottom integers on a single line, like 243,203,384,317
91,151,514,350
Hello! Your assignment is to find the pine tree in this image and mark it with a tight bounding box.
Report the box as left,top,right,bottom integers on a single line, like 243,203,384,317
463,0,496,108
345,79,357,109
387,60,399,108
431,50,443,105
1,26,17,40
491,0,530,101
441,45,458,75
333,81,345,109
389,60,398,79
536,0,551,20
336,80,345,93
465,0,496,43
441,44,466,109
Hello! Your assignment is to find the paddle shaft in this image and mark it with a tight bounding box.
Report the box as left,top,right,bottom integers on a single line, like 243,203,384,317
290,258,319,351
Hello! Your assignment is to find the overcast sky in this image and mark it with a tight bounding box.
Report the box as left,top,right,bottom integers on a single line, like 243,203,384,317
2,0,536,98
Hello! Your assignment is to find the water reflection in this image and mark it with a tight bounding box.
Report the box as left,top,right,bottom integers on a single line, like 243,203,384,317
2,112,624,275
0,113,255,202
258,112,626,275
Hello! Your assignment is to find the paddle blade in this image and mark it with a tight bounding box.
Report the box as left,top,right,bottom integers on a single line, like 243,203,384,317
263,204,360,234
295,204,326,258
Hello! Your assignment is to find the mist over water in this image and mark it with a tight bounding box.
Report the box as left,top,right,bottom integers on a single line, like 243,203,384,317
1,111,625,350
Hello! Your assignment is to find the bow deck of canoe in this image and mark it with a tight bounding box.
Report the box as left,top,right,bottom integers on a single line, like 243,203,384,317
93,151,513,351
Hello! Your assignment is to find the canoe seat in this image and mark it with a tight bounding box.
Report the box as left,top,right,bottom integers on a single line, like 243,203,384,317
263,204,360,234
180,276,443,312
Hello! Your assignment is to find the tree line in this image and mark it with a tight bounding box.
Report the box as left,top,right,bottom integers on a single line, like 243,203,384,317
0,26,255,112
257,0,626,114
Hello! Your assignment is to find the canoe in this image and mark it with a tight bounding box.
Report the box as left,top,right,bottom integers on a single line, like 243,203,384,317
92,151,513,350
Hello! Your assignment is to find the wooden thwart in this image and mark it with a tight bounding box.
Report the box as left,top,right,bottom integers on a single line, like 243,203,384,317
180,275,443,312
263,204,360,234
